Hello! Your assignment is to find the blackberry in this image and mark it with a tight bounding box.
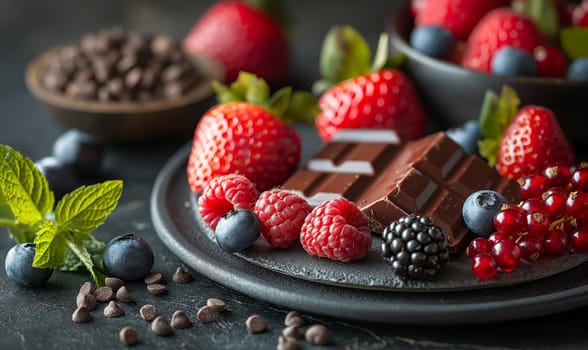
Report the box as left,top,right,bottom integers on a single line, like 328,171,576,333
380,214,450,280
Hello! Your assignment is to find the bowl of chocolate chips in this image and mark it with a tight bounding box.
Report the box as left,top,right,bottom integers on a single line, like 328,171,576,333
25,27,223,142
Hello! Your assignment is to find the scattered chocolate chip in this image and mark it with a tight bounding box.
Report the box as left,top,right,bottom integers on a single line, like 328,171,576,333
172,267,193,284
104,300,125,318
151,316,173,336
146,283,167,295
282,325,301,339
305,324,329,345
284,311,304,327
72,306,92,324
277,335,299,350
139,304,157,321
151,35,175,59
116,286,134,303
94,286,114,302
245,315,267,333
171,310,192,329
206,298,225,312
125,67,142,90
119,326,138,346
105,277,124,292
79,281,94,295
144,272,164,285
196,305,217,323
76,292,97,310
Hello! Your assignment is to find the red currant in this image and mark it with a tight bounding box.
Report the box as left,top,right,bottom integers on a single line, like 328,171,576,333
543,230,570,256
571,166,588,192
572,0,588,27
517,235,544,262
520,198,547,213
471,254,498,279
518,175,547,200
542,188,568,219
467,237,493,257
491,239,521,272
526,211,550,237
533,45,567,78
566,191,588,219
488,231,513,243
571,229,588,253
494,205,527,236
543,164,572,189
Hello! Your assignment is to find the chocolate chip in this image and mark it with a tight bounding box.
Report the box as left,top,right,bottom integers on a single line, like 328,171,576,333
116,286,134,303
196,305,217,323
139,304,157,321
151,316,173,336
72,306,92,324
78,281,94,296
117,54,138,74
284,311,304,327
151,35,175,59
93,59,114,83
104,301,125,318
277,335,299,350
125,67,142,90
171,310,192,329
105,277,124,292
163,81,184,98
282,325,301,339
76,292,97,310
119,326,138,346
146,283,167,295
206,298,225,312
144,272,164,285
245,315,267,333
305,324,329,345
43,72,67,91
172,267,193,284
94,286,114,303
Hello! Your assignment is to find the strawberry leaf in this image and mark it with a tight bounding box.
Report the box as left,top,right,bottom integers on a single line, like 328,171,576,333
318,25,371,84
478,86,520,166
560,27,588,60
514,0,559,41
284,91,320,126
371,33,390,72
267,86,292,118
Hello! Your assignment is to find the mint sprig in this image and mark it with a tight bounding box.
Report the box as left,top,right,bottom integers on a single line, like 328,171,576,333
0,144,122,287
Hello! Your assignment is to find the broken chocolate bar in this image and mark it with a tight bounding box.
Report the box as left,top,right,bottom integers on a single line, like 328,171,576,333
281,129,520,251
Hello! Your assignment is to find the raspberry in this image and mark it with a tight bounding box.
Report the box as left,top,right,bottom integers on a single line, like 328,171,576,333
254,189,312,248
198,174,259,230
300,197,372,262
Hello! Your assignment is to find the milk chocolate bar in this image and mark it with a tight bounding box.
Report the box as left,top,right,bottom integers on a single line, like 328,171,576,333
281,130,520,251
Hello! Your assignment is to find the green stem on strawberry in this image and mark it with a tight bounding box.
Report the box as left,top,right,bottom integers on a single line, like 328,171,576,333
478,85,520,167
513,0,559,42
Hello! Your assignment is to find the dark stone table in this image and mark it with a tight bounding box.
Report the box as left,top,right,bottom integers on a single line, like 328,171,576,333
1,0,588,349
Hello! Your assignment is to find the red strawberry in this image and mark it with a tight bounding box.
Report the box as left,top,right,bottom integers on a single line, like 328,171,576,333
198,174,259,230
416,0,508,40
300,197,372,262
254,189,312,248
182,1,289,85
462,8,545,72
316,69,427,142
496,106,575,179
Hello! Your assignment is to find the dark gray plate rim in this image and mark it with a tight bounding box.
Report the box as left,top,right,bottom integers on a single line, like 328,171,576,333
150,143,588,324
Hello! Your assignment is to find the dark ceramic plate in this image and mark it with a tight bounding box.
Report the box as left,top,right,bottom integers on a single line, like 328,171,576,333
151,139,588,323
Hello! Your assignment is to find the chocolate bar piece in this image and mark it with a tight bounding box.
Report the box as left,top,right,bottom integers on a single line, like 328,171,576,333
281,130,520,251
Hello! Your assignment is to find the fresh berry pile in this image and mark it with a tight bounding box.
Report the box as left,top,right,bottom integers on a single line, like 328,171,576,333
466,163,588,279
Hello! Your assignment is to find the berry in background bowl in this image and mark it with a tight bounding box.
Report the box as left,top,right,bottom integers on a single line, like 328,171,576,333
25,27,224,143
388,0,588,149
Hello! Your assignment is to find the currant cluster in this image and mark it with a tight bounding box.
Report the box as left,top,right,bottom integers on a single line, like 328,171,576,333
467,163,588,279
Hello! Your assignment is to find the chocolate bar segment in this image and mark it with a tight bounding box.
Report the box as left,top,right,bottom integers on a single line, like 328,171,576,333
281,130,520,251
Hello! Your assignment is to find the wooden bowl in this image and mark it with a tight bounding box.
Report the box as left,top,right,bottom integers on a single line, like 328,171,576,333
388,3,588,149
25,46,223,143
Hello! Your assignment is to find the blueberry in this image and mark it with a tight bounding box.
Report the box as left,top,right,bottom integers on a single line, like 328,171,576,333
409,26,455,58
446,120,481,154
491,47,538,76
215,209,261,253
103,233,154,281
462,190,507,237
35,156,80,200
5,243,53,288
52,129,104,175
567,57,588,81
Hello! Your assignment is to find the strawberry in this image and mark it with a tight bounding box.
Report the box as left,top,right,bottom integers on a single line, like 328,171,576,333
415,0,508,41
187,72,317,193
462,8,545,72
477,86,576,180
182,1,289,85
314,26,428,142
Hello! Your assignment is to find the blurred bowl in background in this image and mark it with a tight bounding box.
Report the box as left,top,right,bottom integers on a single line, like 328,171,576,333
25,46,223,143
388,3,588,149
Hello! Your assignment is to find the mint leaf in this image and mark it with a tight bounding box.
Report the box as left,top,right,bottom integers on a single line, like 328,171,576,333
32,221,67,268
319,25,371,84
0,145,54,235
59,237,105,272
65,235,106,287
560,27,588,60
55,180,123,238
